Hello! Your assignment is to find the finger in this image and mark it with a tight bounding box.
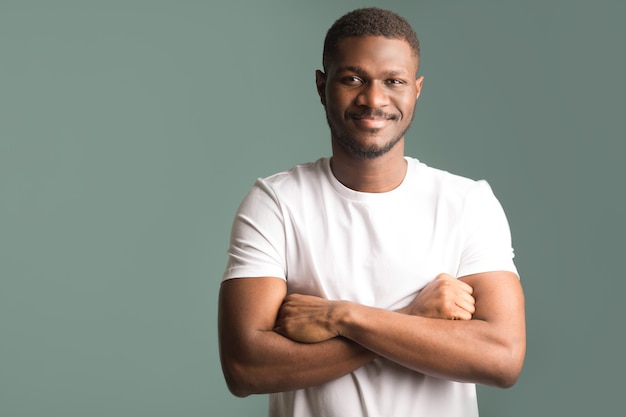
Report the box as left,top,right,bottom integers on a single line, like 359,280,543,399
453,307,473,321
434,273,455,282
454,289,476,309
454,298,476,317
453,279,474,295
435,273,473,295
454,288,476,308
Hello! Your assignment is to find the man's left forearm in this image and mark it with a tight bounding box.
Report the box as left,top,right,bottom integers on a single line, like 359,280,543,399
276,271,526,388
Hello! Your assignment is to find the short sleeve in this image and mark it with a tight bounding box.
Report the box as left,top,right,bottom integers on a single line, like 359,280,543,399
222,179,287,281
456,180,518,278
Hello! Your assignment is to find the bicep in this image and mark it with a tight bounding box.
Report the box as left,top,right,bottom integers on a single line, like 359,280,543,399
218,277,287,341
460,271,526,353
459,271,524,321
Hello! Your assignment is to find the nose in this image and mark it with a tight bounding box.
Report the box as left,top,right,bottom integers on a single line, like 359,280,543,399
356,81,390,108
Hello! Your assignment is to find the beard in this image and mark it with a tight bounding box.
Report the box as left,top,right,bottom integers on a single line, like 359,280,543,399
325,109,414,160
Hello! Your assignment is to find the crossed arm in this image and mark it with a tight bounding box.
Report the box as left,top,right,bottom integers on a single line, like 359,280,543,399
218,271,525,397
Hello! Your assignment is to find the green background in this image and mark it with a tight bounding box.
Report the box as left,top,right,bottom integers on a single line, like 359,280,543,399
1,0,624,416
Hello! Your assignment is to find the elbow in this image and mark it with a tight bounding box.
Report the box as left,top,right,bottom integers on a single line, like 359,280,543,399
491,367,521,389
221,350,279,397
224,371,251,398
223,370,253,398
487,343,526,389
221,358,256,398
219,337,263,397
226,381,253,398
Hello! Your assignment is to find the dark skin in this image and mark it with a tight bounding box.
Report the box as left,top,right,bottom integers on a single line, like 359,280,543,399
219,273,483,397
218,36,526,397
317,36,424,192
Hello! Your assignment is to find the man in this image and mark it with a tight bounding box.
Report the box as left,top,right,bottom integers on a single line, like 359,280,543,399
219,7,525,417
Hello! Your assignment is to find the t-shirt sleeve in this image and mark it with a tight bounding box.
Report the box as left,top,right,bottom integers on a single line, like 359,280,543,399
222,179,287,281
456,180,519,278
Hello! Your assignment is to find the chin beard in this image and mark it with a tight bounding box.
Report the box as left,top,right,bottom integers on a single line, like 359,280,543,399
329,120,412,160
334,131,403,159
326,109,414,160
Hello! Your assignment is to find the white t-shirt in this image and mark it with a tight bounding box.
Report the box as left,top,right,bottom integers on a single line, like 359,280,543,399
223,157,518,417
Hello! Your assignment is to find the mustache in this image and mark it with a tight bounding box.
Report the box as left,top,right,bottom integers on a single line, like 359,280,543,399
347,109,399,120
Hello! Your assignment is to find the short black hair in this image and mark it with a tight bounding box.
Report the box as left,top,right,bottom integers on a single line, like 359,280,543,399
322,8,420,71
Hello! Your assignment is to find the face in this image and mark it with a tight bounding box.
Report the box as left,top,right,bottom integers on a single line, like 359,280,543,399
317,36,424,159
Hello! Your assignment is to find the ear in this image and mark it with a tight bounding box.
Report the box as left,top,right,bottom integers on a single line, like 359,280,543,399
415,75,424,101
315,70,327,106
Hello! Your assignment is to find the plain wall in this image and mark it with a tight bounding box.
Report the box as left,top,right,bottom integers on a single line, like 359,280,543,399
1,0,624,416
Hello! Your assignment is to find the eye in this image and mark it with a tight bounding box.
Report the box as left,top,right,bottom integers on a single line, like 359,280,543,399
386,79,406,86
341,76,363,86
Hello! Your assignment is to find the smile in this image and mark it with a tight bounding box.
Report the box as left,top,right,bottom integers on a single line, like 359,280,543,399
347,109,399,128
352,117,390,129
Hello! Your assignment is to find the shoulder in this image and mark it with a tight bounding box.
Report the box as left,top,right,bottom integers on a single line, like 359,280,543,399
405,157,493,202
260,157,326,184
253,158,331,198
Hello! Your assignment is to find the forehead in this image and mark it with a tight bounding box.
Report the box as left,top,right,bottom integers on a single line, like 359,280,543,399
330,36,418,76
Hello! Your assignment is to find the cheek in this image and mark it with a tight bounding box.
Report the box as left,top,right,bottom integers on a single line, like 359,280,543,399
399,97,417,115
327,87,353,106
325,96,349,118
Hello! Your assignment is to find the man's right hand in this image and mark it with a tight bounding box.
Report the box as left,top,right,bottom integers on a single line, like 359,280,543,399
399,273,476,320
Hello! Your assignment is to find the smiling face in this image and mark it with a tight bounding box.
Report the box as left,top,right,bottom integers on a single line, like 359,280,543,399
317,36,424,160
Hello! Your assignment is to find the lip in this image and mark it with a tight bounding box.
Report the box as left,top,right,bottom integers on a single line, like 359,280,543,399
352,117,390,129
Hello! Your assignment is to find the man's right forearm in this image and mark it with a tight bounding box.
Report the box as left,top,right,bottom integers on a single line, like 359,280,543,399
218,277,376,397
221,329,375,397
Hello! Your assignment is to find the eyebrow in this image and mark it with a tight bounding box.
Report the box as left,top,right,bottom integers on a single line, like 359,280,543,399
338,65,411,78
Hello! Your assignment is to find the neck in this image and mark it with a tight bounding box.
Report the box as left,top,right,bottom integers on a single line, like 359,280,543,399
330,139,407,193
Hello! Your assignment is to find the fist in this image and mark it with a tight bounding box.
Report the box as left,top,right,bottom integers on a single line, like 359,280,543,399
403,273,475,320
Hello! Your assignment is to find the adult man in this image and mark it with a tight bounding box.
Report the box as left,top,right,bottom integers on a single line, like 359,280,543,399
219,7,525,417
